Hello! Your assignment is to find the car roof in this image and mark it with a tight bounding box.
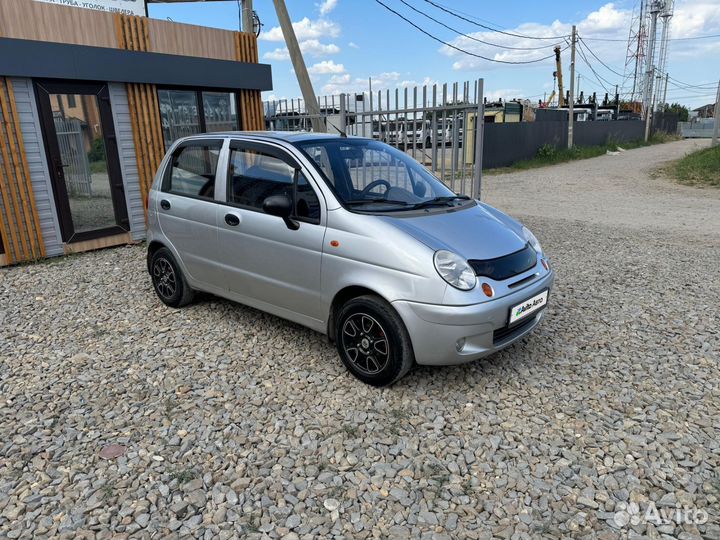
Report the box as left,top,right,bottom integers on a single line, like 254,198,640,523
183,131,360,144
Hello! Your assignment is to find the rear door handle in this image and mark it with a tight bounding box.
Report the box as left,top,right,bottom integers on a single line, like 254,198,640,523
160,199,171,210
225,213,240,226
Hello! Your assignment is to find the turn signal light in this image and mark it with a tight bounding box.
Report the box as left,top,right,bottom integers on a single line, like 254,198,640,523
541,259,549,271
481,282,494,297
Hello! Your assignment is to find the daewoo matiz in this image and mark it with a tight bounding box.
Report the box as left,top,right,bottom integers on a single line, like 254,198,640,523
147,132,554,386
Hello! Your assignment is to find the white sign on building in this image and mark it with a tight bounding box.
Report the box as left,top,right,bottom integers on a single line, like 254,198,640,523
33,0,146,17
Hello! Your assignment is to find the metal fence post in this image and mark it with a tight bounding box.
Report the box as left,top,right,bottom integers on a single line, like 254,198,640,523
472,79,485,200
339,93,347,134
712,79,720,147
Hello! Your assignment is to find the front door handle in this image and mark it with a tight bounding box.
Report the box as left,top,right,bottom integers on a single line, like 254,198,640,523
225,213,240,226
160,199,171,210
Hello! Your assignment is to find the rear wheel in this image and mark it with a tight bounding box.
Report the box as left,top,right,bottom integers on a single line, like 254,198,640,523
150,247,194,308
335,295,414,386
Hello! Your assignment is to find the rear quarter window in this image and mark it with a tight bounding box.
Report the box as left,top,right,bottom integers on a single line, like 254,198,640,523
163,142,222,199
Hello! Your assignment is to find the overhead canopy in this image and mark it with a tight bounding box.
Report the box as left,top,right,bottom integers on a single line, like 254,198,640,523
0,38,273,91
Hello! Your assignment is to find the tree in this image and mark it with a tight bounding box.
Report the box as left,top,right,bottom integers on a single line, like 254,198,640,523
661,102,689,122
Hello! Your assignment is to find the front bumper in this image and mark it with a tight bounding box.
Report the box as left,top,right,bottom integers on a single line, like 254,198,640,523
392,269,554,366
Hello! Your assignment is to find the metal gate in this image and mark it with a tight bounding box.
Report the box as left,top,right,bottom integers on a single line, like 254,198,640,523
53,116,92,197
264,79,485,198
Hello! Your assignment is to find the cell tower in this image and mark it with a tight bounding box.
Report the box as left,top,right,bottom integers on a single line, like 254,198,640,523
625,1,651,105
653,0,674,108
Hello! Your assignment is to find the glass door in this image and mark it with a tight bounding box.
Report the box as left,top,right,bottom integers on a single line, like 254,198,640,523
35,80,129,243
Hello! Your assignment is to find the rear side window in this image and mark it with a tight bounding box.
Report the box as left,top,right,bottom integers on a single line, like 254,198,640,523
163,141,221,199
228,146,320,222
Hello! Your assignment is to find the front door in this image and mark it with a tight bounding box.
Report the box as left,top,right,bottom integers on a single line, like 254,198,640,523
35,80,129,243
218,140,326,323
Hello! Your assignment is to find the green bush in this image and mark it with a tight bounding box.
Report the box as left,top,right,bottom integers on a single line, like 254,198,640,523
88,137,106,163
536,144,556,159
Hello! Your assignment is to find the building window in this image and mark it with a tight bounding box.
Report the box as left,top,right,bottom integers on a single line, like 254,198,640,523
158,88,239,149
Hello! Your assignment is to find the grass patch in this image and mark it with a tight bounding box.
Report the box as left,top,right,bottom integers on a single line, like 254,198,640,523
89,160,107,174
487,132,679,174
664,144,720,187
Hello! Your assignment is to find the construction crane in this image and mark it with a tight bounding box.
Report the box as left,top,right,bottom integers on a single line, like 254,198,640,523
554,46,565,107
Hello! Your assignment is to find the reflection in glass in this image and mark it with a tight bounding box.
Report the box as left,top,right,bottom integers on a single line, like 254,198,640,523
202,91,238,133
158,89,201,148
50,93,116,234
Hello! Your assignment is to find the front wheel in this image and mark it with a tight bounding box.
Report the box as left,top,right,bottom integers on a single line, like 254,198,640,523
150,247,195,308
335,295,414,386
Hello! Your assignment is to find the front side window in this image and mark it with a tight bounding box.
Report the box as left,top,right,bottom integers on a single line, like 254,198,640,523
297,139,458,212
228,146,320,222
164,142,220,199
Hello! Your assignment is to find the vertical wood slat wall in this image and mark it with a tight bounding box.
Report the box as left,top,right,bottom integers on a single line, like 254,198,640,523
0,77,45,263
113,15,265,211
114,14,165,215
235,33,265,131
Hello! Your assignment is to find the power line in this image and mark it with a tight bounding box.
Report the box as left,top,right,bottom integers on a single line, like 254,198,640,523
396,0,557,51
583,33,720,42
578,37,625,77
666,75,717,89
575,41,617,93
420,0,569,40
373,0,563,65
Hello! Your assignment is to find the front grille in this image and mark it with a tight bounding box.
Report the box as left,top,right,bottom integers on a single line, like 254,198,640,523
468,244,536,281
493,315,537,344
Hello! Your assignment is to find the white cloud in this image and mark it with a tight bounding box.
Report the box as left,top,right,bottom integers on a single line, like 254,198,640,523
308,60,345,75
263,40,341,61
259,17,340,42
318,0,338,16
672,1,720,38
301,39,341,56
348,41,359,49
443,3,631,70
264,48,291,61
328,73,351,85
321,71,420,95
398,76,439,88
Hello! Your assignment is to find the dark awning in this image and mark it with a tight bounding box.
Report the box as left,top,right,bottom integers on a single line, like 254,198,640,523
0,38,272,91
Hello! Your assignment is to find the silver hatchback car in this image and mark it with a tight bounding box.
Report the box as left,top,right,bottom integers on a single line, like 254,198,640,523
147,132,554,386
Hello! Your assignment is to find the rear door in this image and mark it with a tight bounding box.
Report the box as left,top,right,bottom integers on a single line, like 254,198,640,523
156,139,224,286
217,140,326,322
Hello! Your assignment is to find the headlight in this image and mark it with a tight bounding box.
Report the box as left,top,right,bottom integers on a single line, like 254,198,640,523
522,226,542,254
433,250,476,290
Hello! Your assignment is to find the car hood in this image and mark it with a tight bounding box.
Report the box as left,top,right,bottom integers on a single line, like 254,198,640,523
378,202,526,260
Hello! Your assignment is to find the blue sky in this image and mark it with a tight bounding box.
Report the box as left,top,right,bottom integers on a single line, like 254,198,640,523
148,1,720,109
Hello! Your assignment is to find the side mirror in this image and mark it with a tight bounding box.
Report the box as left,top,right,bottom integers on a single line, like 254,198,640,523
263,194,299,230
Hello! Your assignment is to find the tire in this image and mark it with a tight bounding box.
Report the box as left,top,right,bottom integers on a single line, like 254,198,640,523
335,295,415,386
150,247,195,308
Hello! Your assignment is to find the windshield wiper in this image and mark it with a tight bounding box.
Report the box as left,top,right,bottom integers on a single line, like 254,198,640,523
345,198,409,206
410,195,471,210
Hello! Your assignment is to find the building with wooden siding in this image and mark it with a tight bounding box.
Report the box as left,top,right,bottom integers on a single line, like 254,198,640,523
0,0,272,265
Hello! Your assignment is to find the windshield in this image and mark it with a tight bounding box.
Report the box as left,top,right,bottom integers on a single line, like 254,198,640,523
296,138,462,212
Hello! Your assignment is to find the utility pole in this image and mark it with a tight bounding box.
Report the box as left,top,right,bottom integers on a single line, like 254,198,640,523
241,0,254,34
615,84,620,119
643,1,661,142
272,0,325,132
661,72,669,106
712,79,720,147
568,25,576,149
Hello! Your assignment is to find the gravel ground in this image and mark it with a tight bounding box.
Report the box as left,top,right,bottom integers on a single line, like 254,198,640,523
1,140,719,540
